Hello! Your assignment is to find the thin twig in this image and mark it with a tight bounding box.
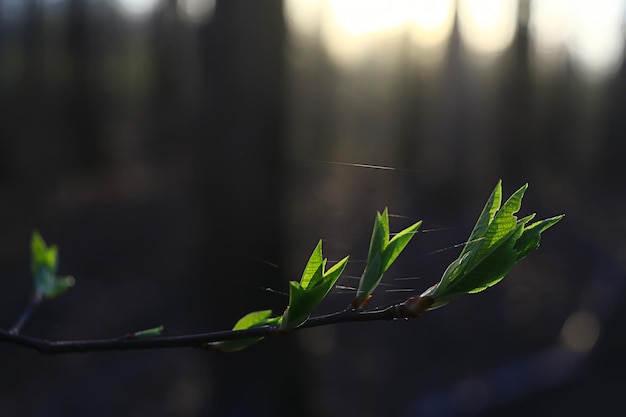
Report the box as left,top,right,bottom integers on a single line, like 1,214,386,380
9,293,43,335
0,301,418,354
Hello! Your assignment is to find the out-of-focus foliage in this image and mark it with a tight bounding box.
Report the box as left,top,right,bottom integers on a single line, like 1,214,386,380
31,232,74,299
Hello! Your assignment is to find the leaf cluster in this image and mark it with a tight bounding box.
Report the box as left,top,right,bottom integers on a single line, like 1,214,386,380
417,181,563,311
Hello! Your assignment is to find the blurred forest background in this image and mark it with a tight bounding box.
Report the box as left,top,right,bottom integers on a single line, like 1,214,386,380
1,0,626,416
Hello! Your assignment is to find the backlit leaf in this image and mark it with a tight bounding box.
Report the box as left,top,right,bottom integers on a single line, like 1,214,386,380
210,310,281,352
423,182,562,309
281,241,349,330
353,210,421,308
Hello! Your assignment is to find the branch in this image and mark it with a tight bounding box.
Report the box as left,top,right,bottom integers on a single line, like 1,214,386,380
0,301,420,354
9,293,43,335
0,182,561,355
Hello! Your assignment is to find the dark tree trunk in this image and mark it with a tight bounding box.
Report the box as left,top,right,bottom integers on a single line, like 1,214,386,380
193,1,313,416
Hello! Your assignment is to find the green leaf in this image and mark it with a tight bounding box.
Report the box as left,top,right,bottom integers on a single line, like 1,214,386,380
382,220,422,271
31,231,75,299
460,180,502,259
353,210,421,308
354,252,382,308
282,282,319,330
455,223,525,295
281,241,349,330
515,215,564,261
210,310,281,352
126,325,165,339
423,182,562,309
465,184,527,268
232,310,274,330
300,240,324,290
367,210,389,266
423,252,471,310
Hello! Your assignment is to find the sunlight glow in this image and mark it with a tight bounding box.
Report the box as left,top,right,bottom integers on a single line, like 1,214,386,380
528,0,570,72
286,0,456,69
407,0,456,49
568,0,626,81
529,0,626,82
284,0,323,40
457,0,518,56
115,0,162,19
177,0,216,24
286,0,626,78
320,0,410,68
529,0,570,51
327,0,408,35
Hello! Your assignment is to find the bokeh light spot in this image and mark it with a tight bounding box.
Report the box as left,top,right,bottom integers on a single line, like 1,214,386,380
561,310,600,353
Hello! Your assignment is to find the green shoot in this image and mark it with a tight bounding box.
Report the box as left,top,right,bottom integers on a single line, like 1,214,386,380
418,181,563,311
281,241,349,330
352,209,422,309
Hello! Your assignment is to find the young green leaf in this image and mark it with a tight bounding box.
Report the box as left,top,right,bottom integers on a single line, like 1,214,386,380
231,310,276,331
382,220,423,271
352,210,421,309
282,282,322,330
431,184,528,297
300,240,325,289
281,241,349,330
515,215,564,261
125,325,165,339
31,231,75,299
209,310,281,352
460,180,503,259
421,182,562,310
367,209,389,265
